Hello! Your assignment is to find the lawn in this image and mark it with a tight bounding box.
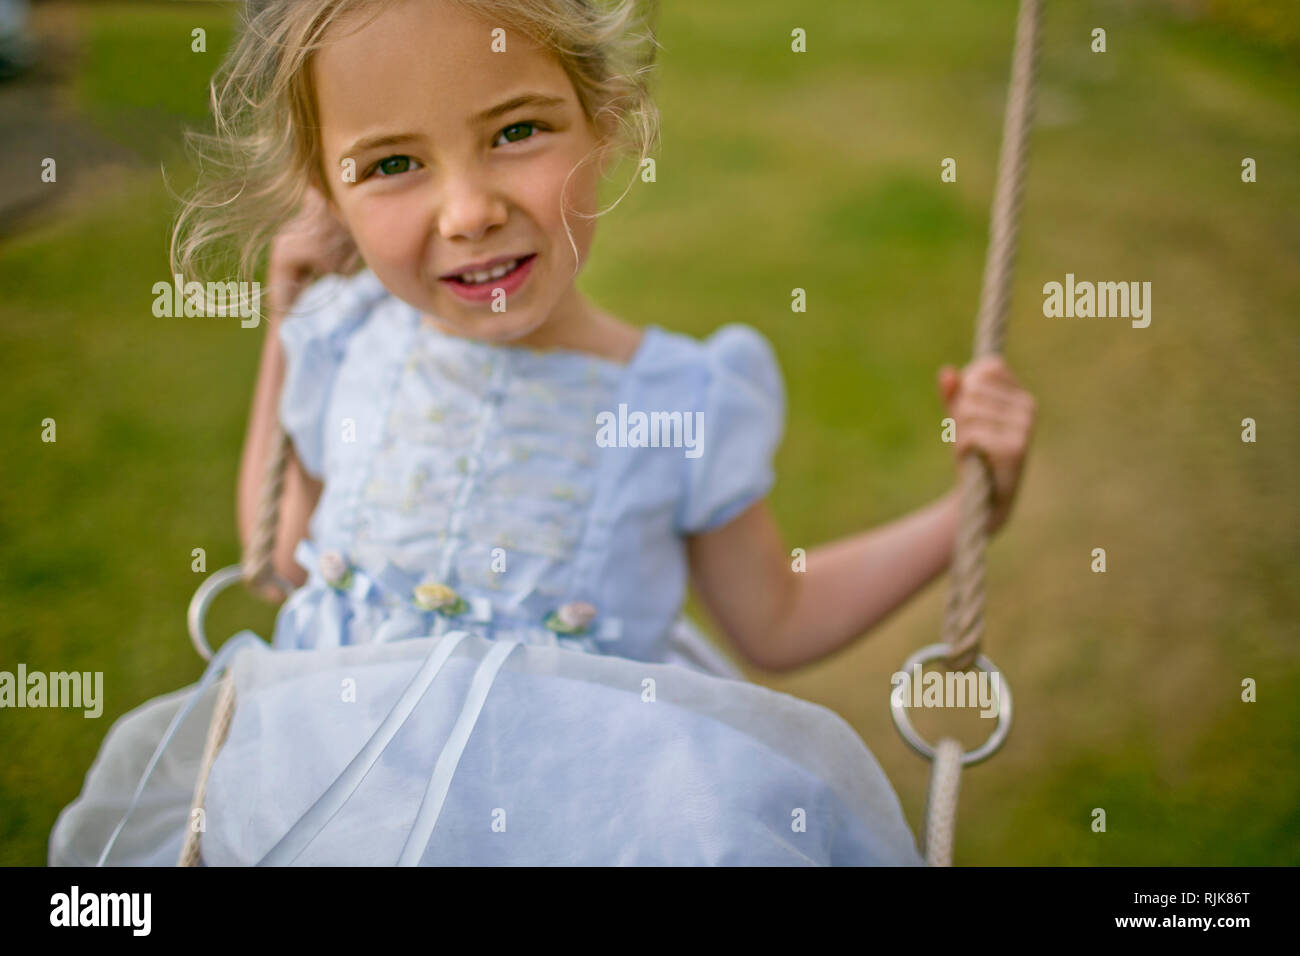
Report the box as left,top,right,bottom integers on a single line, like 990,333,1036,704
1,0,1296,865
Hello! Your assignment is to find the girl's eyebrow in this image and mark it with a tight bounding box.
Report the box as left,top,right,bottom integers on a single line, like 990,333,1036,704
473,91,568,123
345,132,421,157
342,93,568,158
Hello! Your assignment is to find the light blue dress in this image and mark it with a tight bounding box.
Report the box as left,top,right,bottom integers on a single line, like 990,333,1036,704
48,270,923,866
271,268,786,664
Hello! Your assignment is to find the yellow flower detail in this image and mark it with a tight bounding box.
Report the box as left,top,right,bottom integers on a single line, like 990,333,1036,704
413,582,465,614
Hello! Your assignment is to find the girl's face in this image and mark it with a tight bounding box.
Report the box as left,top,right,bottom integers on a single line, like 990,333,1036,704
313,0,611,344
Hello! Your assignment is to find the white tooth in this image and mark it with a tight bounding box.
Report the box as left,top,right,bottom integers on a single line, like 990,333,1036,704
458,260,518,284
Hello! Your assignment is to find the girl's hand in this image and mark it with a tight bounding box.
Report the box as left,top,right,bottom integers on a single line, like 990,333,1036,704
937,356,1036,535
267,185,359,323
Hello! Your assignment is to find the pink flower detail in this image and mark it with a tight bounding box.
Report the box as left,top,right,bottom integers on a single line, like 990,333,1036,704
557,601,597,631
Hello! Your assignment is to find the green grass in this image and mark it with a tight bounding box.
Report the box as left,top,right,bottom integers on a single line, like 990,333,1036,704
1,0,1297,865
75,1,238,159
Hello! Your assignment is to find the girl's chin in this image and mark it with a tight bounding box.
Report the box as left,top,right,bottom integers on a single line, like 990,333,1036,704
424,310,547,345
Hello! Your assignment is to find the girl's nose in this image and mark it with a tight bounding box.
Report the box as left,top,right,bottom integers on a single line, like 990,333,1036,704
436,168,508,242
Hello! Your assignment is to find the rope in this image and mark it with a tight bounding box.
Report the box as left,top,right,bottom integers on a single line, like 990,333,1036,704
178,330,292,863
941,0,1041,673
923,737,964,867
242,424,292,596
179,675,237,866
923,0,1041,867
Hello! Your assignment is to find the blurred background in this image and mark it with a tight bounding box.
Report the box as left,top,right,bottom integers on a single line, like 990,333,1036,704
0,0,1296,865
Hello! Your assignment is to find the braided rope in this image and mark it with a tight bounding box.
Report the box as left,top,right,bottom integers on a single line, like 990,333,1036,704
179,676,237,866
923,737,964,867
242,424,292,594
941,0,1041,672
922,0,1041,868
180,348,292,864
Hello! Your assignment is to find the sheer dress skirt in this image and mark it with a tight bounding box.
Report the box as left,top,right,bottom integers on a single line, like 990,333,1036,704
49,629,922,867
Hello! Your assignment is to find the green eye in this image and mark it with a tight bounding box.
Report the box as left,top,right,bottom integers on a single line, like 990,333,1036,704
376,155,415,176
497,122,541,146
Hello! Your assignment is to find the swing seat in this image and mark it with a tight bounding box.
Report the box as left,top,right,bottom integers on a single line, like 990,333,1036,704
49,623,923,867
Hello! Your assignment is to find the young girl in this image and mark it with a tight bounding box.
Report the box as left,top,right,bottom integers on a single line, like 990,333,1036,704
52,0,1035,866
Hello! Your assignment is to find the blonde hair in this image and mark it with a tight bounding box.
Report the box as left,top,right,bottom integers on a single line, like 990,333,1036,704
170,0,662,287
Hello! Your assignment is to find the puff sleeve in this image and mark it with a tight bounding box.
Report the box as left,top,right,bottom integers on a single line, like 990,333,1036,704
676,324,786,534
277,270,386,479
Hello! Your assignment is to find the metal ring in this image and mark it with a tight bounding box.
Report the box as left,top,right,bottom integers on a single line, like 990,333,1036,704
187,564,247,661
889,643,1013,766
188,564,295,660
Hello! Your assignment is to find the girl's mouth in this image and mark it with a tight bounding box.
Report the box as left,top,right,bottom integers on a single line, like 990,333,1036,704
438,253,538,303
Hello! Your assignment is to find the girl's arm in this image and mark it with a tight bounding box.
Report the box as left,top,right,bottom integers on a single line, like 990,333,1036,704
686,356,1035,672
236,309,321,598
686,492,959,672
236,189,352,597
